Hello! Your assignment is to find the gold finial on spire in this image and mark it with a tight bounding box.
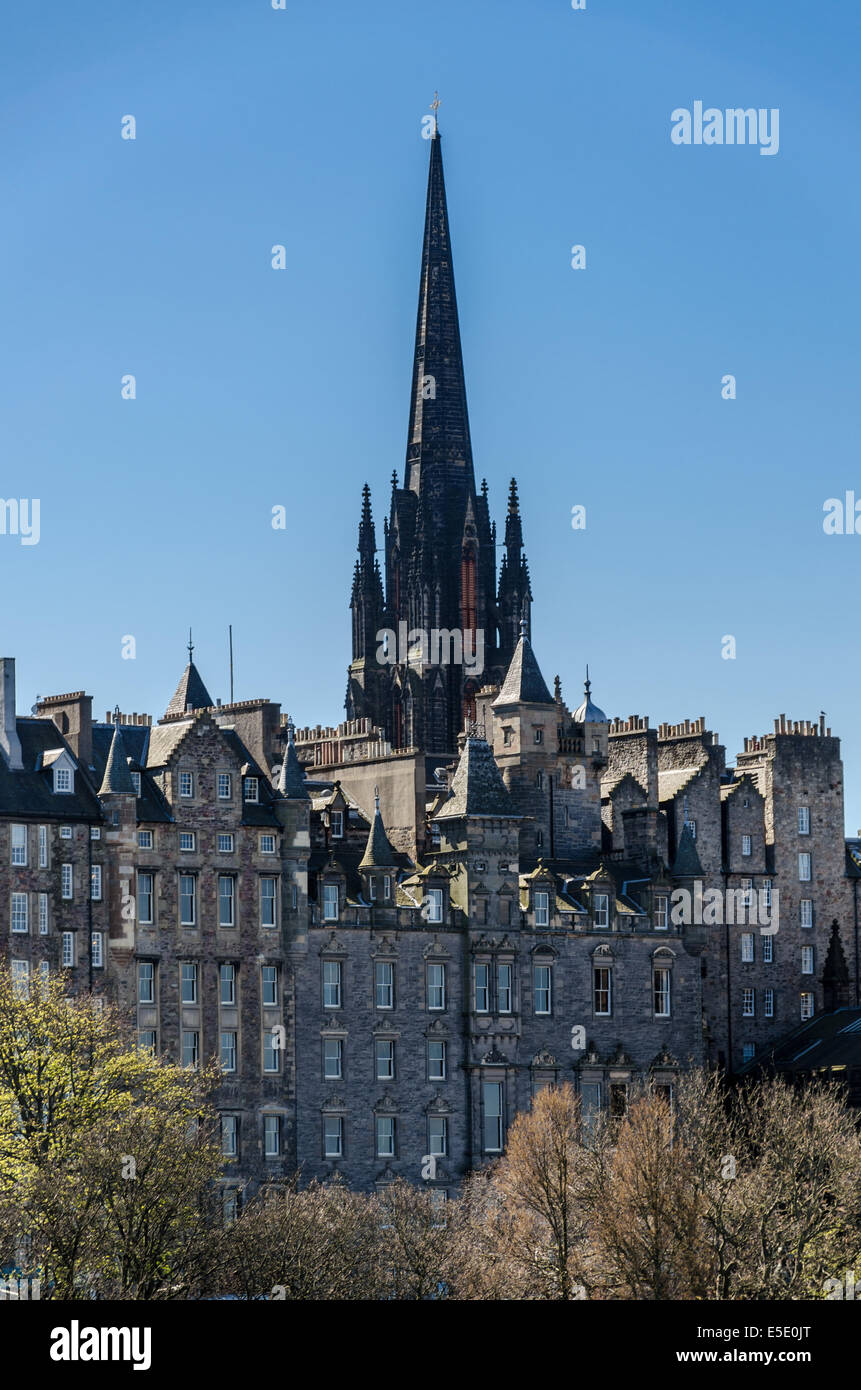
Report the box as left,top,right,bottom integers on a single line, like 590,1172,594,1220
430,90,441,134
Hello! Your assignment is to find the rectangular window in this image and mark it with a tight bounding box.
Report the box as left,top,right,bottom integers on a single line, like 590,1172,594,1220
653,966,671,1017
742,1042,755,1064
181,962,198,1004
375,1038,395,1081
130,772,141,795
138,872,153,925
138,829,153,849
580,1082,602,1133
218,875,235,928
429,1116,448,1157
38,893,48,935
179,875,196,926
220,962,236,1005
593,966,611,1016
742,988,755,1017
11,824,27,866
222,1115,238,1158
323,960,342,1009
762,879,772,909
593,892,609,928
801,946,814,975
38,825,48,867
54,767,71,793
800,899,813,928
261,964,278,1007
741,834,752,857
376,1116,395,1157
383,875,391,900
179,832,195,852
90,826,101,840
322,883,339,922
90,864,102,901
217,773,232,800
138,961,154,1003
11,892,28,934
179,771,194,798
263,1033,280,1073
138,1029,156,1054
375,961,394,1009
428,1040,446,1082
425,888,443,923
260,877,277,927
264,1114,281,1158
11,960,29,998
323,1037,343,1080
243,777,259,803
330,809,343,838
474,962,490,1013
764,988,774,1018
324,1115,343,1158
763,934,773,964
427,963,446,1010
182,1031,200,1068
654,896,668,930
798,806,810,835
60,825,72,839
686,819,697,841
800,992,814,1021
91,931,103,968
61,864,73,900
218,833,234,853
798,853,812,882
497,962,512,1014
483,1081,503,1153
62,932,75,967
259,834,276,855
741,933,754,963
534,964,552,1015
534,890,549,926
220,1031,237,1073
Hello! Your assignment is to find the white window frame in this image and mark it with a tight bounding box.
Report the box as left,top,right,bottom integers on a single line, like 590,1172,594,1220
322,882,339,922
534,964,552,1016
179,771,194,798
798,806,810,835
38,892,48,935
62,931,75,967
654,895,668,930
138,829,153,849
323,960,342,1009
218,875,235,928
483,1081,503,1153
91,931,103,968
323,1037,343,1080
375,1115,395,1158
764,988,774,1018
330,809,343,838
220,962,236,1005
534,890,550,927
474,961,490,1013
179,874,196,926
427,962,446,1011
61,864,73,900
801,946,814,976
11,824,27,866
428,1039,446,1082
217,772,232,800
54,767,72,794
375,1038,395,1081
763,933,773,964
259,834,276,855
262,964,278,1007
90,864,102,901
324,1115,343,1158
653,965,671,1017
264,1114,281,1158
260,876,277,928
798,853,812,882
38,825,48,867
497,962,513,1014
11,892,28,934
218,833,234,853
741,834,752,857
741,933,754,963
179,831,195,853
593,892,609,928
138,960,154,1003
425,887,443,923
181,961,198,1004
742,988,755,1018
375,960,394,1010
243,777,259,804
593,965,611,1016
138,871,154,925
800,992,814,1021
800,898,813,928
220,1030,237,1073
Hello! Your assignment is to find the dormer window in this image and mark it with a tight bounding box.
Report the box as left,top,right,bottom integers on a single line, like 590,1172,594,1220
594,892,610,928
430,822,441,848
331,809,344,839
54,767,72,794
534,890,550,926
243,777,259,803
322,883,339,922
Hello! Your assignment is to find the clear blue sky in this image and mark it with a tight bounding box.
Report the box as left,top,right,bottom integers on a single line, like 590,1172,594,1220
3,1,860,826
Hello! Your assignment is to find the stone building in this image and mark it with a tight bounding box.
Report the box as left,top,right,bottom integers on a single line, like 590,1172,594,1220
1,123,858,1200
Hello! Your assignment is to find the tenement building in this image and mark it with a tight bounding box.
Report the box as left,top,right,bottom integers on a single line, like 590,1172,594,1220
1,122,858,1200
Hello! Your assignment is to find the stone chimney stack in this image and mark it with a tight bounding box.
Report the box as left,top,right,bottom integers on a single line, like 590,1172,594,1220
0,658,23,770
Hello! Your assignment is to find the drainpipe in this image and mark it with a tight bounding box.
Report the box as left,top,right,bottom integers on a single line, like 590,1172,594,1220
87,821,94,993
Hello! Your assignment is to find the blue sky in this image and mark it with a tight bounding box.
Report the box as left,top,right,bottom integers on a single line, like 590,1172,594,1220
3,0,861,826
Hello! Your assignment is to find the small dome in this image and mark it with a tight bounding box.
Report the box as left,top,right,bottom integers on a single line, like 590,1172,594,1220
573,668,607,724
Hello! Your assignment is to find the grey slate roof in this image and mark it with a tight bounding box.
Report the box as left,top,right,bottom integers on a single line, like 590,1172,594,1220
164,662,214,718
0,720,102,821
97,723,136,796
492,634,554,707
278,724,309,800
359,794,398,869
671,821,703,877
435,736,517,820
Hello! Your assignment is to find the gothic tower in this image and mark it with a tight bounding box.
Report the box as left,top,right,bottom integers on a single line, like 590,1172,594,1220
347,121,532,755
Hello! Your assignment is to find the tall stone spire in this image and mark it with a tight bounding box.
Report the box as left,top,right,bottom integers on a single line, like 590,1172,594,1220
497,478,532,663
405,124,474,501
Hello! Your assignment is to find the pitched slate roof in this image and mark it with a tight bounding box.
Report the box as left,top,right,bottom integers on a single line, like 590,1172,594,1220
359,792,398,869
737,1006,861,1086
658,766,705,803
98,723,136,795
91,722,172,824
492,633,554,708
164,662,214,719
278,722,309,800
0,719,102,821
435,736,517,819
671,821,703,877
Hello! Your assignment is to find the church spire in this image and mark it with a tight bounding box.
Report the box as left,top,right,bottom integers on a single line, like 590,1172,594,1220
405,121,474,498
